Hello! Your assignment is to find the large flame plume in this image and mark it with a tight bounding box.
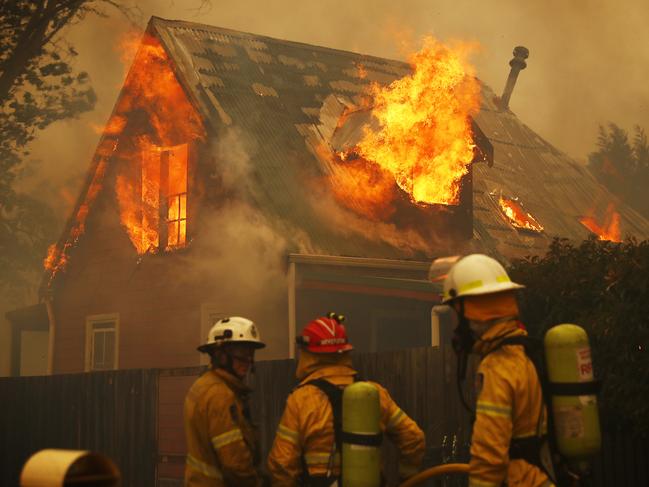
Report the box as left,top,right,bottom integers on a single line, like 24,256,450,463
580,203,621,242
355,37,480,206
44,32,205,280
114,33,204,254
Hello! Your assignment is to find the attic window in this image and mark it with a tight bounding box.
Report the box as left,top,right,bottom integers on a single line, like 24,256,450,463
496,193,544,232
139,143,189,252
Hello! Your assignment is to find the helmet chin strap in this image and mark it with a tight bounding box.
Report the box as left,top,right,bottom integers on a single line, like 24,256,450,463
213,347,256,381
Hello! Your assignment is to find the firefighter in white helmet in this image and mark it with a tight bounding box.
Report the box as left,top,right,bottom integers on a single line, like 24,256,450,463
442,254,554,487
184,317,265,487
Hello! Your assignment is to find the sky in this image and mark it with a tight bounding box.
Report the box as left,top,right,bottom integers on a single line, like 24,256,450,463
22,0,649,217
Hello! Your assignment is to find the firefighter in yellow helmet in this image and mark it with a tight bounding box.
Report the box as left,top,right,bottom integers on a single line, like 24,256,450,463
442,254,554,487
184,317,265,487
267,314,425,486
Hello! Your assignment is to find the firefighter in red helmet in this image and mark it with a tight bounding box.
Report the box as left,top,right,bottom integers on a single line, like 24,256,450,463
267,313,425,486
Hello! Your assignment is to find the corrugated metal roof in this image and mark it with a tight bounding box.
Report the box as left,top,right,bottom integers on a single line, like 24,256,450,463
148,17,649,261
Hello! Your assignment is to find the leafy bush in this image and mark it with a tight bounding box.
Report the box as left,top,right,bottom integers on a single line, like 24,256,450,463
509,238,649,435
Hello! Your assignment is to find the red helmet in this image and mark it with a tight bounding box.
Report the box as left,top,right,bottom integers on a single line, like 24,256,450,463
296,314,353,354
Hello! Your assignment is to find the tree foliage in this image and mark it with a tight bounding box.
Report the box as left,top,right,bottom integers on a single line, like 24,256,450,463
588,123,649,217
0,1,138,298
509,238,649,435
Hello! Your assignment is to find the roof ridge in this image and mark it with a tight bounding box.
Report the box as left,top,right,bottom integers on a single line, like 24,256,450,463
149,16,410,68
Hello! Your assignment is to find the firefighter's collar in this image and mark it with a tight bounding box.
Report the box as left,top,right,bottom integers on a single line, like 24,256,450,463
473,318,527,356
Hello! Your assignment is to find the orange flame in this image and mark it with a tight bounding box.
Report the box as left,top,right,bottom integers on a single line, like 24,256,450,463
498,196,544,232
356,36,480,206
44,157,109,279
43,32,205,280
113,33,204,254
580,203,621,242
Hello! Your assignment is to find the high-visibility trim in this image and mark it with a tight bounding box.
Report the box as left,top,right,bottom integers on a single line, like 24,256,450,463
458,279,484,294
512,429,547,439
211,428,244,449
456,275,511,295
276,424,300,444
476,400,511,418
398,462,419,477
468,476,500,487
304,451,340,467
387,408,405,429
186,454,223,479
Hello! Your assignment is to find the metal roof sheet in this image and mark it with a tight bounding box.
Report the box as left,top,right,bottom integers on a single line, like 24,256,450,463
53,16,646,268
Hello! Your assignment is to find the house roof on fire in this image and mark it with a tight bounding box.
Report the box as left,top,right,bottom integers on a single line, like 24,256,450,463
57,17,649,270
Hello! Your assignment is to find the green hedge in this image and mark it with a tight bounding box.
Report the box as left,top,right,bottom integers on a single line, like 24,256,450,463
508,237,649,435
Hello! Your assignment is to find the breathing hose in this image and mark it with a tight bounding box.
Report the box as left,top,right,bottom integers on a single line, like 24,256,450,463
397,463,469,487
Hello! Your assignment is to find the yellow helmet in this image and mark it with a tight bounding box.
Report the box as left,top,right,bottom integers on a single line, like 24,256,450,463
442,254,524,303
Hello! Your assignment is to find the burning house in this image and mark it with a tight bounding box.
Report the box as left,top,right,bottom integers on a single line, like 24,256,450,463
7,17,649,375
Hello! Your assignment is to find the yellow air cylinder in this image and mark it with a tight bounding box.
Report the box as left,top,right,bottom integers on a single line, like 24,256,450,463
544,324,602,459
342,382,381,487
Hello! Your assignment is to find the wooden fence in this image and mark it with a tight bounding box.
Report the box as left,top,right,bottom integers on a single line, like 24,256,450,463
0,369,157,486
1,347,648,486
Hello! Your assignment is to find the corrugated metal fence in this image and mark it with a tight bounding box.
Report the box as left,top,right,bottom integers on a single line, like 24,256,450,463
1,348,648,486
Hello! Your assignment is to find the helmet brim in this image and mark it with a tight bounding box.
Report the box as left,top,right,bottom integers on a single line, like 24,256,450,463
306,343,353,354
442,282,525,303
198,340,266,353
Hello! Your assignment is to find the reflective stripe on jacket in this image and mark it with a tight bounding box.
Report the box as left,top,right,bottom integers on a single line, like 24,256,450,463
184,368,261,487
469,320,554,487
267,363,425,486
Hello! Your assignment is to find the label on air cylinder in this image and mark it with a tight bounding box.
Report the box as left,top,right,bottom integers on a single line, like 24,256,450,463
554,405,585,439
576,347,593,381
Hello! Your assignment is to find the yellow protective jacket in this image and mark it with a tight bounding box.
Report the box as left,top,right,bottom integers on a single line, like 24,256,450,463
469,320,553,487
184,368,262,487
267,353,425,486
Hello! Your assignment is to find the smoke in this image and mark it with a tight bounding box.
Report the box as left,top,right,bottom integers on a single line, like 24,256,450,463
23,0,648,227
174,129,318,358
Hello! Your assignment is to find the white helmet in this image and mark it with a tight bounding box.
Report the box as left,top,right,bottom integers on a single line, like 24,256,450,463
442,254,524,303
198,316,265,352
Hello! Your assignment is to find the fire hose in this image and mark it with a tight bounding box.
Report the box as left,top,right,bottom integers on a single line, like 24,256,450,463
397,463,469,487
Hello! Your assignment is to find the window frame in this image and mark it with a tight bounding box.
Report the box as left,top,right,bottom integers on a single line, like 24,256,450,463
85,313,120,372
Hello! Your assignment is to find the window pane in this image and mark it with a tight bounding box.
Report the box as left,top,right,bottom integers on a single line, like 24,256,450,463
180,194,187,219
167,144,188,196
104,332,115,369
168,195,179,221
179,219,187,245
93,330,105,370
168,221,179,247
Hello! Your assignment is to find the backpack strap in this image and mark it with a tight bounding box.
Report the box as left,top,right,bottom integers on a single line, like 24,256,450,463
294,378,346,487
483,336,555,478
305,379,344,453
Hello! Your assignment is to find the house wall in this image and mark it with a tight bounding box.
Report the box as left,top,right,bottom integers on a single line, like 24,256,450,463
50,164,290,374
0,317,10,376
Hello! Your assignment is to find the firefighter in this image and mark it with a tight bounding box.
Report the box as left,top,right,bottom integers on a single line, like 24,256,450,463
442,254,553,487
184,316,265,487
267,314,425,486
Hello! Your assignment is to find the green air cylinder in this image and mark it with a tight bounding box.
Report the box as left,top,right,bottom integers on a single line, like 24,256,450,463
544,324,601,459
342,382,381,487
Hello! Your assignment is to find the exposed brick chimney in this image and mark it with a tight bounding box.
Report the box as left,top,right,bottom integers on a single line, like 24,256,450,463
499,46,529,111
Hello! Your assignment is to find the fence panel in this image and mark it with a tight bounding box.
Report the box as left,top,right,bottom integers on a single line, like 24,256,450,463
0,369,157,487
